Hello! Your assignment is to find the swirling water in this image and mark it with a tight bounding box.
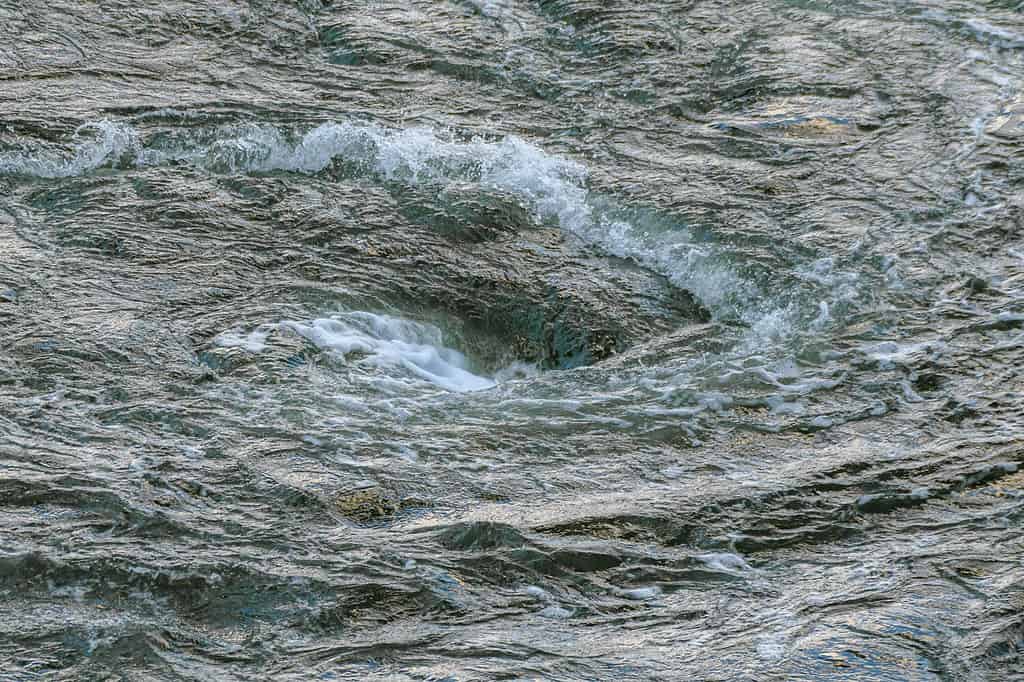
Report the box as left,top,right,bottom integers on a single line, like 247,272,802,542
1,1,1023,680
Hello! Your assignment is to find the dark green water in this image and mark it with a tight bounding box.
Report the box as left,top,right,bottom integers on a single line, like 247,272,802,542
1,1,1023,679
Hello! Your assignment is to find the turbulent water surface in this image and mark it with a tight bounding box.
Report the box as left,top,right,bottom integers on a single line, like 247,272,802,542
2,1,1024,679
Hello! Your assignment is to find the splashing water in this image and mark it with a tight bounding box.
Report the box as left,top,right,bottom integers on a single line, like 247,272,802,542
3,120,863,343
216,312,506,393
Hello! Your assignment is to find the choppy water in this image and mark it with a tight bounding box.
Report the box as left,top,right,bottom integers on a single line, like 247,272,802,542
2,1,1023,680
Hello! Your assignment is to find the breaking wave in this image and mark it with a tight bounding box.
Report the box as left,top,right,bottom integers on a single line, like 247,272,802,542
2,119,864,342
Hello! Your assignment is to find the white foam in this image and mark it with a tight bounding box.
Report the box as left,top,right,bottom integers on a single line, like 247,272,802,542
697,552,751,572
213,326,272,353
285,313,495,393
617,586,661,601
864,340,946,370
0,121,138,178
217,311,496,393
524,585,552,601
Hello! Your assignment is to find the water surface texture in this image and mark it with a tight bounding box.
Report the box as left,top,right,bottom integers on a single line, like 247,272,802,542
2,1,1024,680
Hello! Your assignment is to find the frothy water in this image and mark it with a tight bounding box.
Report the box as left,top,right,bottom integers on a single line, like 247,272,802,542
0,121,139,178
216,312,502,393
2,119,865,345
